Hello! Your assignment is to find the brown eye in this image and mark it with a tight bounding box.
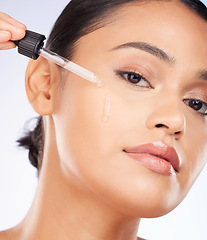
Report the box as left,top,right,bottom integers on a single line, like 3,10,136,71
183,99,207,115
116,71,151,88
125,73,143,84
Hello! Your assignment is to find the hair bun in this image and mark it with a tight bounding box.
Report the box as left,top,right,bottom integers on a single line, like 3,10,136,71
17,117,44,170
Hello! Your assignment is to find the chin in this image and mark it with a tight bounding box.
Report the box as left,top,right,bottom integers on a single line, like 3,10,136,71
115,197,181,219
100,176,183,218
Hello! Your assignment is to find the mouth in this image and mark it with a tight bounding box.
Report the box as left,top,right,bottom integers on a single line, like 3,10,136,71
123,141,180,176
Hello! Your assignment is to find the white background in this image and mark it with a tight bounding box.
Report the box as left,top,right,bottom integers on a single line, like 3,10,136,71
1,1,207,239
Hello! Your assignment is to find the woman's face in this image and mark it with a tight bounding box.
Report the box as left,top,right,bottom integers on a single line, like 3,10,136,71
53,1,207,217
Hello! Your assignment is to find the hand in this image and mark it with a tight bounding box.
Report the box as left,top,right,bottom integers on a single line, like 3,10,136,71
0,12,26,50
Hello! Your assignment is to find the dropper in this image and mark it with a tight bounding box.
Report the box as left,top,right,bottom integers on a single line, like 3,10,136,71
13,30,103,87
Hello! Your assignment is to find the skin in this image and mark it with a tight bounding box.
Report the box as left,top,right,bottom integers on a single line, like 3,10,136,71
0,12,26,49
1,1,207,239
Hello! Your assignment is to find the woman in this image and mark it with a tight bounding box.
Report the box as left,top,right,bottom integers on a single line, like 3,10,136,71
0,0,207,239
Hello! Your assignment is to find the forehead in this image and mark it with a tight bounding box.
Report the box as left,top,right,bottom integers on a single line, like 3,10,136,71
75,1,207,66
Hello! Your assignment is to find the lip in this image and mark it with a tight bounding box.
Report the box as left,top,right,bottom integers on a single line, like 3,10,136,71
124,141,180,176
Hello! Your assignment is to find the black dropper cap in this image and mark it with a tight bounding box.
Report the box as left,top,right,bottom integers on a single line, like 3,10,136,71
13,30,46,60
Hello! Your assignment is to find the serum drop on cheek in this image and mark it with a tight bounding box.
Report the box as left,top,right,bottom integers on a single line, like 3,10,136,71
102,95,111,122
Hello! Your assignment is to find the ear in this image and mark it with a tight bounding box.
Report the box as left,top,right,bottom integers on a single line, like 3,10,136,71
25,56,61,115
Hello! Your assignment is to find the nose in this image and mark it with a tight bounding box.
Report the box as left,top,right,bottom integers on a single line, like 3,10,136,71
146,97,186,139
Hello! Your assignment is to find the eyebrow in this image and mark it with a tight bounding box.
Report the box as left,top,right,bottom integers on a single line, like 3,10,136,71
198,70,207,81
111,42,175,64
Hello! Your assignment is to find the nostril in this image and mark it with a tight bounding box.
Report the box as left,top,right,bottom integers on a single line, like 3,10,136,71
155,124,182,136
155,124,166,128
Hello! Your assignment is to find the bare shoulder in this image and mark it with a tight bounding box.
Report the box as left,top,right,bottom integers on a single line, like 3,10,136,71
137,237,146,240
0,230,9,240
0,228,17,240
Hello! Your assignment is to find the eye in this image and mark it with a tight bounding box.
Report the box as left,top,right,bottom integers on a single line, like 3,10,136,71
183,99,207,115
116,70,152,88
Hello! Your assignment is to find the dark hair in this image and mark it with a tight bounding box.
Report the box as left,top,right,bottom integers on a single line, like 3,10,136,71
17,0,207,173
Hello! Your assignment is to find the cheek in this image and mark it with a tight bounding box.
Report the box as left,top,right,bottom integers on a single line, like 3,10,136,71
53,79,135,172
178,117,207,193
53,78,125,177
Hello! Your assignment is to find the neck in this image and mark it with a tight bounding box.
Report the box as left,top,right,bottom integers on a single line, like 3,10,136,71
19,160,140,240
15,117,141,240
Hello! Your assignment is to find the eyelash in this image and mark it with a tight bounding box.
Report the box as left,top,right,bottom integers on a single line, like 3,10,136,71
115,70,153,89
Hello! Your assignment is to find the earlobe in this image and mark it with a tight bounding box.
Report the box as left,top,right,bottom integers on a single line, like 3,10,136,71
25,56,61,116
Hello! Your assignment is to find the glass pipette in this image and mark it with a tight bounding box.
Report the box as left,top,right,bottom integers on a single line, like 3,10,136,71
39,47,103,87
13,30,103,87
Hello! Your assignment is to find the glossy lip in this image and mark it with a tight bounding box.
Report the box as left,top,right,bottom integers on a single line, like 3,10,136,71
124,141,180,176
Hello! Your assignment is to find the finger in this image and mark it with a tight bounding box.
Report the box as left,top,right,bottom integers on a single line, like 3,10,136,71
0,41,16,50
0,30,11,42
0,12,26,30
0,18,26,41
